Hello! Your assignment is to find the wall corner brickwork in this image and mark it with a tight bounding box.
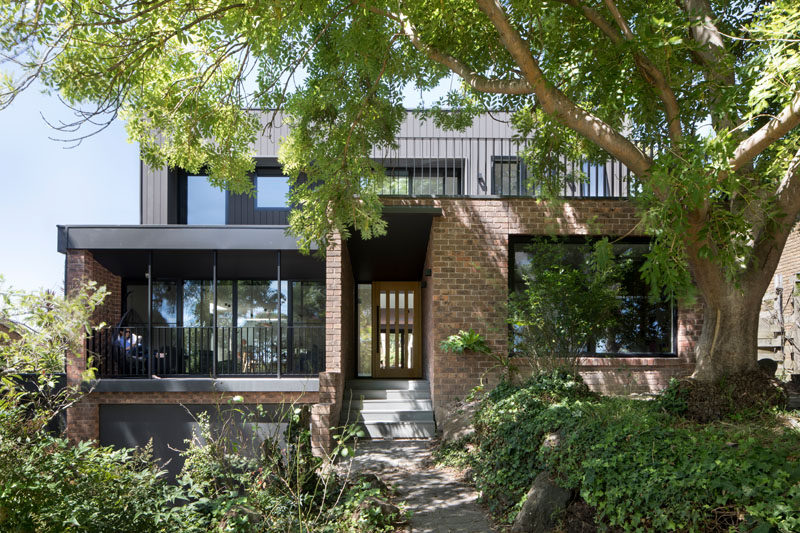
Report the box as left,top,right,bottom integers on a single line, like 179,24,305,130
64,249,122,443
315,235,353,455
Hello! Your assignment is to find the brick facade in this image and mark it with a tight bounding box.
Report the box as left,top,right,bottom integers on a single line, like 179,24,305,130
64,197,708,451
312,234,355,454
65,250,122,440
381,197,700,419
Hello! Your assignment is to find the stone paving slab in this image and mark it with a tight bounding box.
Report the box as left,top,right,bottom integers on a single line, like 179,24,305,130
341,440,494,533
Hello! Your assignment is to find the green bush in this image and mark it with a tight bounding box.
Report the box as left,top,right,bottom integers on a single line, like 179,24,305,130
0,434,184,532
457,373,800,532
470,372,593,520
543,399,800,532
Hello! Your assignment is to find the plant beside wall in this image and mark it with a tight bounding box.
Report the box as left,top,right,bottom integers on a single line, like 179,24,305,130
440,329,518,380
436,373,800,532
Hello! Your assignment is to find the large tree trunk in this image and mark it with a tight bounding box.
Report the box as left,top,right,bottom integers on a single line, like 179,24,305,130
691,285,762,382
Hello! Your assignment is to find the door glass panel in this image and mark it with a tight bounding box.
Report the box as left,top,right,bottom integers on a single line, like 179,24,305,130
406,291,413,368
357,284,372,377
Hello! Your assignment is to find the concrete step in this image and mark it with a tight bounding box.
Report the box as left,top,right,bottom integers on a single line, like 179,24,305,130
347,379,430,391
356,410,435,423
347,398,434,411
346,388,431,400
359,421,436,439
788,393,800,411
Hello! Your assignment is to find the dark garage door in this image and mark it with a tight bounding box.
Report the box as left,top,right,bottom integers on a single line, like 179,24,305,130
99,404,285,479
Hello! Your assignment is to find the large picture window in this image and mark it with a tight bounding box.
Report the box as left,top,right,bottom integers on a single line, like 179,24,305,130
512,238,675,356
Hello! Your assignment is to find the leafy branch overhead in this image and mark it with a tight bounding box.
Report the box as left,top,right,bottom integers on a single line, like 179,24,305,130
3,0,800,380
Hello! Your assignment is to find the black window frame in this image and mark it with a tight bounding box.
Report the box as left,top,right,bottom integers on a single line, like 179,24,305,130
380,159,464,196
177,170,230,225
491,156,529,196
508,235,678,358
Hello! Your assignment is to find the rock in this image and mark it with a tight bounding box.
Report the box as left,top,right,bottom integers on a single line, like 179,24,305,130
440,399,479,444
356,496,400,521
541,432,562,450
357,472,391,493
511,471,573,533
757,358,779,378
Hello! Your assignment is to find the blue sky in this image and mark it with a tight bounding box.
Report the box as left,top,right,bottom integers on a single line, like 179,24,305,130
0,81,454,294
0,87,139,293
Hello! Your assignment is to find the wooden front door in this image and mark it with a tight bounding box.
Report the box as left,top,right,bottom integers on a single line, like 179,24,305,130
372,282,422,378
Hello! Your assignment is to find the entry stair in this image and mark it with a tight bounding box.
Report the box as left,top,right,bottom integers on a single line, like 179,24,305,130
343,379,435,439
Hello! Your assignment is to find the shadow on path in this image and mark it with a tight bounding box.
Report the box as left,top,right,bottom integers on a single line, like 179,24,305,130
342,440,494,533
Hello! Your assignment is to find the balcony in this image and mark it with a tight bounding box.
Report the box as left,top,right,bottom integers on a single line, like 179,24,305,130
371,136,632,198
88,324,325,378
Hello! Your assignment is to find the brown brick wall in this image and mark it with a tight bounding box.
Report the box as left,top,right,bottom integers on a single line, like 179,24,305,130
380,197,700,417
65,250,123,441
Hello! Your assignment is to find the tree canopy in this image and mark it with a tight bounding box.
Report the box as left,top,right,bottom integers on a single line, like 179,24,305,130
3,0,800,380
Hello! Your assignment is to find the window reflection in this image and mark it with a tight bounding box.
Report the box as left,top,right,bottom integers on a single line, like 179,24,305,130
187,175,226,225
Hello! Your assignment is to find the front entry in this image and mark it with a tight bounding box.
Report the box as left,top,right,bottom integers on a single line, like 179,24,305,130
371,282,422,378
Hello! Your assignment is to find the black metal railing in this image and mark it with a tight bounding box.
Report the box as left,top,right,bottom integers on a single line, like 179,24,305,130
87,325,325,378
371,136,633,198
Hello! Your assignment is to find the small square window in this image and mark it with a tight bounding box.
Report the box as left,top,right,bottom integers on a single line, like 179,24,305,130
256,175,290,209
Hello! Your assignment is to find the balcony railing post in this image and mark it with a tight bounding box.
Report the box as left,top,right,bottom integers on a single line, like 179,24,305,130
147,251,152,378
212,251,217,379
277,250,282,379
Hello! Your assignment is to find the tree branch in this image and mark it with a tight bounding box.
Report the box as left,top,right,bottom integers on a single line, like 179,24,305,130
398,17,532,95
731,92,800,171
602,0,682,142
679,0,736,129
473,0,653,176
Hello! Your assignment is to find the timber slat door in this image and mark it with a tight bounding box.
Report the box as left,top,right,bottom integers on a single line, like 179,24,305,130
372,282,422,378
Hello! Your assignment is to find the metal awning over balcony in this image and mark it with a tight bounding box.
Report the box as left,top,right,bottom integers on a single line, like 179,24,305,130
57,224,314,254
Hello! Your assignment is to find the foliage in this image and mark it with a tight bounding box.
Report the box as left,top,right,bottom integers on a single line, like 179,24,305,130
469,371,594,520
0,431,186,532
440,329,491,355
441,376,800,532
509,238,624,373
0,276,107,375
2,0,799,270
543,400,800,532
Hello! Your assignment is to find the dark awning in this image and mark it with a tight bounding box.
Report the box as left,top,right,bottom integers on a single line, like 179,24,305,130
347,206,442,281
57,225,314,253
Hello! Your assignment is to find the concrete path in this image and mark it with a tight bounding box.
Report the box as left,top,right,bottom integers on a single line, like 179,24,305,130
341,440,494,533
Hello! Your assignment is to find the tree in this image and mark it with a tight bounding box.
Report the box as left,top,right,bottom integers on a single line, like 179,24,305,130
2,0,800,383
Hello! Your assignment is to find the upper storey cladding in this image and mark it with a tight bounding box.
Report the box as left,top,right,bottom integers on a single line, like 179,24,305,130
140,111,633,225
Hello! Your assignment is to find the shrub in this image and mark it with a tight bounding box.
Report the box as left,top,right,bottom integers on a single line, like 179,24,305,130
509,238,624,374
470,372,594,520
458,372,800,532
542,399,800,532
0,434,184,532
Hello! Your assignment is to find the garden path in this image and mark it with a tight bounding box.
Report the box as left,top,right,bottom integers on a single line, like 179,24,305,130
342,440,495,533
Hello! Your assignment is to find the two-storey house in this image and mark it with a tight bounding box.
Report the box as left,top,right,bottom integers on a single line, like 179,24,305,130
58,111,701,470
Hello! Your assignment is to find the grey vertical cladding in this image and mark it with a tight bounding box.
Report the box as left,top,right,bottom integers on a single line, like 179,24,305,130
141,163,169,224
138,111,633,223
228,189,290,225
